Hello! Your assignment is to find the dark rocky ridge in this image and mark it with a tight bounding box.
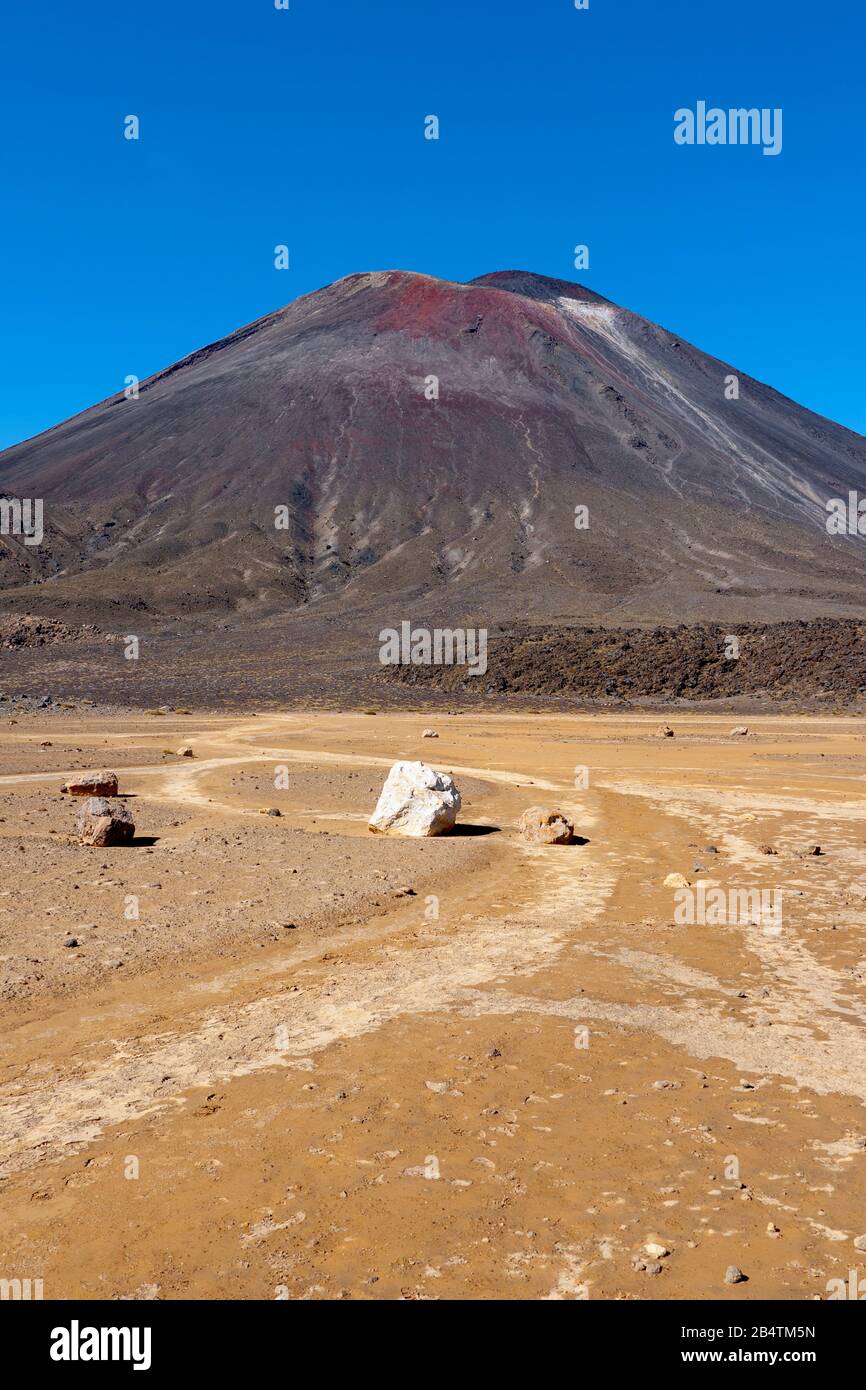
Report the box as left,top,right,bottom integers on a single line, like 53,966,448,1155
384,619,866,708
3,613,866,713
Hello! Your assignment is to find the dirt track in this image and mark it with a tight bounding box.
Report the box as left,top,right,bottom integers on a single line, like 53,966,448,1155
1,711,865,1300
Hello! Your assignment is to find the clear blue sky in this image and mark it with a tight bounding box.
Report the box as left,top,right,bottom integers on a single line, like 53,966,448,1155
1,0,863,449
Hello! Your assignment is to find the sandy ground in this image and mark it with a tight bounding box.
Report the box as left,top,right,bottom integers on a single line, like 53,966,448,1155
1,710,865,1301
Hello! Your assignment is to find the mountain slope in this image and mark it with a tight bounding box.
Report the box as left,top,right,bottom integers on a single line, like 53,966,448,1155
1,269,865,631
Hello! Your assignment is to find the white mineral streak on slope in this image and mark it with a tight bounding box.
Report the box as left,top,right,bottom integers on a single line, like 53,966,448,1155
557,297,829,521
515,413,549,569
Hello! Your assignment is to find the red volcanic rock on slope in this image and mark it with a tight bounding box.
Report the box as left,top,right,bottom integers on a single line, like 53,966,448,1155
1,269,865,632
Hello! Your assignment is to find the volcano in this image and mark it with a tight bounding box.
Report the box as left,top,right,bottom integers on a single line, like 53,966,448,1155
1,269,865,639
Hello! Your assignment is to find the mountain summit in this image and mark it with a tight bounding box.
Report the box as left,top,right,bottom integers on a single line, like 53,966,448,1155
2,269,865,630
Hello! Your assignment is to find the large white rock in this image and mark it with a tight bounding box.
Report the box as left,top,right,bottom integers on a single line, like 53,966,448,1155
369,761,461,837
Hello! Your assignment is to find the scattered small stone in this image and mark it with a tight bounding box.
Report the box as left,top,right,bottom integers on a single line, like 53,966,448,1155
703,845,719,854
767,1223,781,1237
853,1235,866,1253
653,1081,680,1091
758,844,777,855
425,1081,449,1094
664,872,690,889
657,724,675,738
63,938,79,949
421,729,439,739
644,1241,670,1259
724,1265,747,1285
730,725,749,737
176,746,194,758
518,806,575,845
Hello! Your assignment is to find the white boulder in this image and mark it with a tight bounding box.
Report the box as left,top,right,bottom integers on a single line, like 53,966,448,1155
369,760,461,837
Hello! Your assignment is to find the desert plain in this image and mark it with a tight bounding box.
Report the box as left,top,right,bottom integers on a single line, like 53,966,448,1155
1,707,865,1300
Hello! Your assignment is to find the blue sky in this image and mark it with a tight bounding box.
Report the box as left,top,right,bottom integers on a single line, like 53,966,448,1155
1,0,863,448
